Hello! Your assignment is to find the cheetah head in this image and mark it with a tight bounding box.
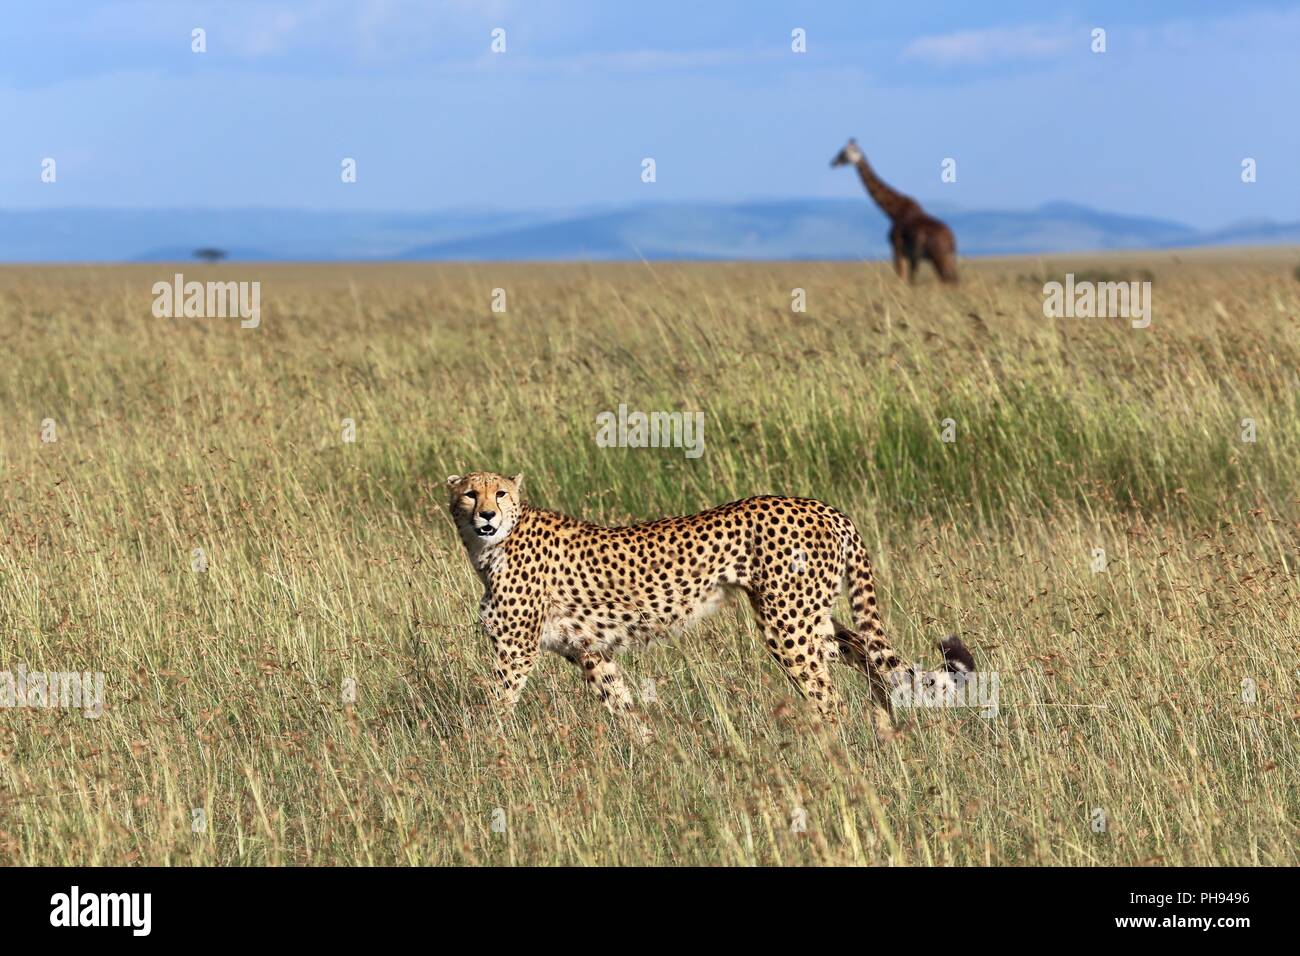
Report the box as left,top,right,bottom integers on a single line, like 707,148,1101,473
446,472,524,547
830,138,864,168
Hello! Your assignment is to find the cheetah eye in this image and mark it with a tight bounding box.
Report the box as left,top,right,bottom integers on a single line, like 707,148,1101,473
495,490,507,499
465,491,477,500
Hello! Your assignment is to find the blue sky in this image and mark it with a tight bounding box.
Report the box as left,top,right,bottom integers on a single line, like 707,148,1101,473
3,0,1298,228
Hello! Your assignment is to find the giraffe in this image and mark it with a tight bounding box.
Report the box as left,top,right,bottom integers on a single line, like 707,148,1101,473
831,138,958,284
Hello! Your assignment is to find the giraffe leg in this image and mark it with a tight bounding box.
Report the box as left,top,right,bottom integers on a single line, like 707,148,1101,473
935,250,959,283
889,226,910,282
929,228,960,283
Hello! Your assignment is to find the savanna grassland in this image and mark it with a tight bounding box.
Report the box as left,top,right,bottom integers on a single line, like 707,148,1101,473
1,251,1297,866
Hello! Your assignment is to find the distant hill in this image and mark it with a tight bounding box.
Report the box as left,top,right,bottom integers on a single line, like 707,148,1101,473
0,208,556,263
399,200,1207,261
1,202,1296,263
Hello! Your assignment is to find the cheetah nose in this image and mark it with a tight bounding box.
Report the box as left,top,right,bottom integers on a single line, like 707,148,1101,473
478,510,496,521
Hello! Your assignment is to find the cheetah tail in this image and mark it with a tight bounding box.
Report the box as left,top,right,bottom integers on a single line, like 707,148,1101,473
844,530,976,684
842,530,910,678
910,634,978,704
938,635,976,675
843,531,885,638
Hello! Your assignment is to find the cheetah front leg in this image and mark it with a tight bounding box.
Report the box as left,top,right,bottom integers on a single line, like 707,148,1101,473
482,606,541,724
565,650,654,742
490,633,538,722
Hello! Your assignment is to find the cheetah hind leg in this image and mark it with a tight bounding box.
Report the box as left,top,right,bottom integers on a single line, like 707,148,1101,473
755,609,844,725
831,622,896,738
566,650,654,742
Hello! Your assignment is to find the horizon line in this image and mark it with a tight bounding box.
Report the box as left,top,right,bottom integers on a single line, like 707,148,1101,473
0,198,1255,224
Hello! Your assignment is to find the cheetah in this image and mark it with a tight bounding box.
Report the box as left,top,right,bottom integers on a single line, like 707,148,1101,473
446,471,974,737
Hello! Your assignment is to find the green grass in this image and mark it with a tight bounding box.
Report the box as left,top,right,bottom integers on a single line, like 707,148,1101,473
0,254,1296,865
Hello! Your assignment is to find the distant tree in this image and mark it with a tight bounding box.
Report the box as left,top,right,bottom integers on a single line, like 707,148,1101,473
193,248,227,263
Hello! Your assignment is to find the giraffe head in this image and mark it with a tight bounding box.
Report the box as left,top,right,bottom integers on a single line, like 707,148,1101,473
830,138,864,168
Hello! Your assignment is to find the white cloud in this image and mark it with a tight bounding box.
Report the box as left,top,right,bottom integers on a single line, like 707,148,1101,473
234,10,305,57
901,24,1071,67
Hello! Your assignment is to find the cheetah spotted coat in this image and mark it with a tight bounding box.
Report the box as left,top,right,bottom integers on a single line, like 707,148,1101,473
447,472,972,737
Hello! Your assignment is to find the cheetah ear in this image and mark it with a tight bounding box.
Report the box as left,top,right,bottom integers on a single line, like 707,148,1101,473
446,475,462,487
509,473,524,495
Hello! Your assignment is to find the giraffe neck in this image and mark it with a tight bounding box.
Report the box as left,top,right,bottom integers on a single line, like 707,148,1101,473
855,157,916,221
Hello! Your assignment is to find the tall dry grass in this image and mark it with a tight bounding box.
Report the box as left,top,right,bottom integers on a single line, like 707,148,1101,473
0,252,1296,864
